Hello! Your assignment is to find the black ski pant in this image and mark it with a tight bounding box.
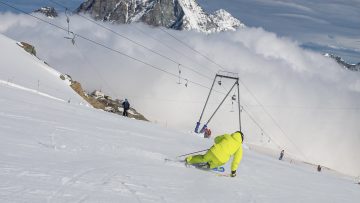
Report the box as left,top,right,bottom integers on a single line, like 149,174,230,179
123,109,128,117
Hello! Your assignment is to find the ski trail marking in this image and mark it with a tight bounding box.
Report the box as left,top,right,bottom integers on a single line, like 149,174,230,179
0,80,65,102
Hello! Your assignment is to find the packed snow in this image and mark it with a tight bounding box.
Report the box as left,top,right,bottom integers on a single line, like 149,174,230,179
0,33,360,202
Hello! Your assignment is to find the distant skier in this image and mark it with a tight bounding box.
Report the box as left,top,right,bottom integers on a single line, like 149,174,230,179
185,131,244,177
279,150,285,160
122,99,130,117
317,165,322,172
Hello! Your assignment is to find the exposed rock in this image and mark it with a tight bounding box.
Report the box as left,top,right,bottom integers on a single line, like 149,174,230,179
70,81,107,109
17,42,37,56
324,53,360,72
91,90,105,99
33,7,58,18
63,74,148,121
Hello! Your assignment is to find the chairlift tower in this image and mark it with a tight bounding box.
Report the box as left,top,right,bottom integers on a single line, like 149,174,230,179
195,71,242,134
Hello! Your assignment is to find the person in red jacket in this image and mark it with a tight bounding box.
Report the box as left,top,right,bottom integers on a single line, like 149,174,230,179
186,131,244,177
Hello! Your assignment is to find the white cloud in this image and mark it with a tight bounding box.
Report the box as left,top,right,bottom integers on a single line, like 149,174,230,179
255,0,314,12
274,13,330,24
0,13,359,176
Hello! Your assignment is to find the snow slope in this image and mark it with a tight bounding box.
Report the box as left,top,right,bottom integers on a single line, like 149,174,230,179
1,34,360,202
0,34,87,105
1,12,360,177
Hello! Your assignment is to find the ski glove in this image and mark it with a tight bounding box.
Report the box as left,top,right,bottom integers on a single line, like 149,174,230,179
231,170,236,177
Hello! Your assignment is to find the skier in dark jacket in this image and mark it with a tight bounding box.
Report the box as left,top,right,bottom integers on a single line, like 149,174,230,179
122,99,130,117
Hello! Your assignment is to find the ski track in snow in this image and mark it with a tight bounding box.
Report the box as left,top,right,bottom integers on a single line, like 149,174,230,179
0,79,64,102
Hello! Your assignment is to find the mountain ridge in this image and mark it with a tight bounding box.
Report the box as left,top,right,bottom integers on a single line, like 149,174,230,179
76,0,245,33
324,53,360,72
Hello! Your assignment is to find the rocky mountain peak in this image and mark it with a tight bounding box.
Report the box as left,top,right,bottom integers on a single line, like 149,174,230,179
76,0,245,33
324,53,360,72
33,7,58,18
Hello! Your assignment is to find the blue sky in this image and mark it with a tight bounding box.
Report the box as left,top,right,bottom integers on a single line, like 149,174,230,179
0,0,359,63
0,0,82,12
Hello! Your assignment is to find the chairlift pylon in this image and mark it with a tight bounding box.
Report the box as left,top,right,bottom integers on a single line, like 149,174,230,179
195,71,242,134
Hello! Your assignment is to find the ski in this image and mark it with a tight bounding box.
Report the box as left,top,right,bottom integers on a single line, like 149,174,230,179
164,158,226,173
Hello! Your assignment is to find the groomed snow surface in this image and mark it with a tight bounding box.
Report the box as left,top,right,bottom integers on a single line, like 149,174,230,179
2,79,360,203
0,34,360,202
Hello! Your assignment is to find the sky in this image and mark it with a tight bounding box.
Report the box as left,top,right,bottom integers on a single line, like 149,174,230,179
0,0,359,63
0,0,82,12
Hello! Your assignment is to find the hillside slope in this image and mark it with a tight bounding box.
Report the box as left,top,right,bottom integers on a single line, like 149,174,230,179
1,68,360,203
0,34,359,202
0,34,87,105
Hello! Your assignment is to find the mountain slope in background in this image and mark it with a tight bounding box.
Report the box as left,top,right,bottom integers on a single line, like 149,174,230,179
324,53,360,72
33,6,58,18
76,0,245,33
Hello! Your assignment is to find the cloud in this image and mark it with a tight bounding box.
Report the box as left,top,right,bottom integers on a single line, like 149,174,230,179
255,0,314,13
274,13,329,24
0,12,359,176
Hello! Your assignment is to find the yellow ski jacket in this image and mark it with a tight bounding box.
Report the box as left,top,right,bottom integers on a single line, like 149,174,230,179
209,132,243,171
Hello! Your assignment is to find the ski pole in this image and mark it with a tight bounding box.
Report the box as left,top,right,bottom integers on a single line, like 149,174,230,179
177,149,209,157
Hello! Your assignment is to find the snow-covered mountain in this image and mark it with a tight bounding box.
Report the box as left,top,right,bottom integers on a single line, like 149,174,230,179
76,0,245,33
1,33,360,202
33,7,58,18
324,53,360,72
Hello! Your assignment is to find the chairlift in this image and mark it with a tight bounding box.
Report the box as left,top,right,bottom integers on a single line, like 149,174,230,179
217,77,222,85
64,32,76,45
177,64,182,84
